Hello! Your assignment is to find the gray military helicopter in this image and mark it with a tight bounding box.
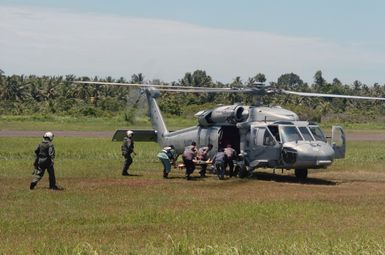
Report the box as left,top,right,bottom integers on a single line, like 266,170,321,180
76,81,385,179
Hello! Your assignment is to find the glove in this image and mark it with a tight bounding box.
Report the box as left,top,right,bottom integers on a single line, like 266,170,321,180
33,159,38,170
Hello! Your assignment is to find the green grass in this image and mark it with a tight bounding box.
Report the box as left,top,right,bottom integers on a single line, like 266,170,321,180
1,137,385,254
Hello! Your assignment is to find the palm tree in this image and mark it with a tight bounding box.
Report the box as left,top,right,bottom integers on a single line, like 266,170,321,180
1,75,28,101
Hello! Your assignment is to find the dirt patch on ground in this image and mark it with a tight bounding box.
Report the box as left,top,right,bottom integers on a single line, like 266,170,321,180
345,132,385,141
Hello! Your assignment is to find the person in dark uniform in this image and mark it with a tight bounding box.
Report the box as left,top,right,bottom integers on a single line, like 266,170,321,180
30,132,62,190
121,130,135,176
212,147,226,180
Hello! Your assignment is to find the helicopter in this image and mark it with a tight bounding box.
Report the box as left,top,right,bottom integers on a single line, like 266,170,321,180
76,81,385,179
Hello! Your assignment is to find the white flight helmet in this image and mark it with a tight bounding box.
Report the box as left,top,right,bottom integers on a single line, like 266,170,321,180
126,130,134,137
43,131,54,141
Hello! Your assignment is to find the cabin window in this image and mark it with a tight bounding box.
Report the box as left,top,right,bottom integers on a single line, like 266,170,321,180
298,127,314,141
263,129,276,146
253,128,258,146
280,126,303,143
309,126,327,142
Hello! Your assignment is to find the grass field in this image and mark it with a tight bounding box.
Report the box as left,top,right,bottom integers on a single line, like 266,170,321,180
1,137,385,254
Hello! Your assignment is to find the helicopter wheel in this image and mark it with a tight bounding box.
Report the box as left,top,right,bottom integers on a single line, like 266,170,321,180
238,166,248,178
295,168,308,179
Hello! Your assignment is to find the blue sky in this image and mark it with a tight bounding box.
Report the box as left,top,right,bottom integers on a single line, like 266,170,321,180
1,0,385,84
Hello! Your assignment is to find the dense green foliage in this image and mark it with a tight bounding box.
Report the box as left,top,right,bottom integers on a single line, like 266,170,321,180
0,69,384,123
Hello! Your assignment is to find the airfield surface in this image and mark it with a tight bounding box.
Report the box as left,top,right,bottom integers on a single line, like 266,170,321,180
1,131,385,253
0,130,384,140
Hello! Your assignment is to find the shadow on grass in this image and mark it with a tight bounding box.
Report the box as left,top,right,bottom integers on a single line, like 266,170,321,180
122,174,143,177
247,172,337,186
166,176,206,181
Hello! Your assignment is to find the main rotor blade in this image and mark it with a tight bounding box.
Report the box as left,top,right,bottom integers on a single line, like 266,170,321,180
154,88,254,93
73,81,234,91
282,90,385,101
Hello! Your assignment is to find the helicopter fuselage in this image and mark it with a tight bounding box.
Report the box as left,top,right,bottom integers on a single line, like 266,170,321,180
158,103,345,176
113,87,345,178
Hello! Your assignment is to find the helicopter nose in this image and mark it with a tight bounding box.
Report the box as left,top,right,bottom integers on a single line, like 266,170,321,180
289,142,335,168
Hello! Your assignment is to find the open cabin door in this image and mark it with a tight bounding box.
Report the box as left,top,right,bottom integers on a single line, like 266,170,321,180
218,126,240,154
331,126,345,159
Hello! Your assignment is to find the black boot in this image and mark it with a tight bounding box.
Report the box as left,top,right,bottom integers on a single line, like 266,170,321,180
30,182,37,190
122,171,129,176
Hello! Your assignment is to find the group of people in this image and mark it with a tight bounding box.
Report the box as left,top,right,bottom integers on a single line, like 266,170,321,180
120,130,238,180
179,141,237,180
30,130,137,190
29,130,238,190
121,132,238,180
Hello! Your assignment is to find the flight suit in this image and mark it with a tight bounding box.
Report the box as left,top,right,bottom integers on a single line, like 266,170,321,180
30,140,57,189
121,136,134,175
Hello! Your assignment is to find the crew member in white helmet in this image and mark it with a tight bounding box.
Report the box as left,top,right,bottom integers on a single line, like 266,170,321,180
121,130,135,176
30,132,63,190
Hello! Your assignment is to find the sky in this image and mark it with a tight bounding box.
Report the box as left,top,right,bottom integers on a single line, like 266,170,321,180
1,0,385,85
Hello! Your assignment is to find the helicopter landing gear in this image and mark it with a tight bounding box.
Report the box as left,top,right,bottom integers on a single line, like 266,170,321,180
238,165,249,178
295,168,308,179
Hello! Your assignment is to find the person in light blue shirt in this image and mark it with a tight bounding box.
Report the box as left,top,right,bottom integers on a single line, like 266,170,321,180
157,145,177,178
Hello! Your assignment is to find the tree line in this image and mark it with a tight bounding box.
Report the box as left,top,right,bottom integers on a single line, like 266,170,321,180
0,69,384,123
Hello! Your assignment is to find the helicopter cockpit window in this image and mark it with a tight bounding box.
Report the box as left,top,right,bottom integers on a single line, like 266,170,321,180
263,129,276,146
309,126,327,142
298,127,314,141
267,126,280,142
280,126,303,143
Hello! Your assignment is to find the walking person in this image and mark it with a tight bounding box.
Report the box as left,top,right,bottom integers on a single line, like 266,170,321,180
30,132,63,190
157,145,177,178
121,130,135,176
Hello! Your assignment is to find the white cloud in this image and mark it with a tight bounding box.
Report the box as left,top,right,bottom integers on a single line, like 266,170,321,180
1,5,385,84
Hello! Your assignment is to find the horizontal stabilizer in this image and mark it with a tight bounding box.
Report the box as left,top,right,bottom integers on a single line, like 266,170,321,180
112,130,157,142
